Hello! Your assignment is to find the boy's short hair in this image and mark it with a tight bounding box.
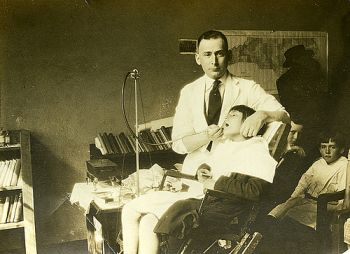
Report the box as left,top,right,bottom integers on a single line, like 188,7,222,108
319,130,346,149
229,105,267,135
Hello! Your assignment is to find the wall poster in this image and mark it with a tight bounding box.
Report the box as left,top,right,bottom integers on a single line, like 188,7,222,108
221,30,328,95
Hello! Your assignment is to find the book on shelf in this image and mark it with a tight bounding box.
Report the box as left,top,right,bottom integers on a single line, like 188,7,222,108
126,135,136,153
158,128,172,149
0,161,6,186
136,132,148,152
149,130,163,151
148,129,162,151
119,132,133,153
6,194,15,223
102,132,113,154
1,160,11,187
17,169,23,187
108,133,121,154
154,129,170,150
114,135,126,154
0,159,21,188
93,116,175,155
129,134,145,153
1,195,10,223
115,133,126,153
96,134,108,155
10,159,21,186
6,160,15,187
119,132,134,153
3,159,16,187
0,196,5,223
0,160,10,187
160,126,172,141
9,194,19,223
3,159,14,187
14,193,23,223
137,130,149,152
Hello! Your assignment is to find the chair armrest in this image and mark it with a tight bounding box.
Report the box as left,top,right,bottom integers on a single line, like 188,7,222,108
159,170,196,190
198,189,234,215
316,190,345,237
198,189,243,214
205,189,236,200
318,190,346,205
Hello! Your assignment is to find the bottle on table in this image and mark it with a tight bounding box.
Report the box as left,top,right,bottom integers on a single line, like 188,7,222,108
4,131,10,146
0,128,5,147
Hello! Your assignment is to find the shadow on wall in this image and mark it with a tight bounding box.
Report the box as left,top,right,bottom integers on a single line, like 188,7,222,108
30,134,87,246
331,11,350,134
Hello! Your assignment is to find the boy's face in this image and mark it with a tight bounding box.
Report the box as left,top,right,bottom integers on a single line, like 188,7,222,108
319,139,344,164
222,110,244,138
287,121,303,147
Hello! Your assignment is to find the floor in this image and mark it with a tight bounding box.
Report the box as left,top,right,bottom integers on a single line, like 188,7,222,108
0,240,88,254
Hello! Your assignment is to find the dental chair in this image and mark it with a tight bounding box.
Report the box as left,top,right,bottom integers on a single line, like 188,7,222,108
158,121,290,254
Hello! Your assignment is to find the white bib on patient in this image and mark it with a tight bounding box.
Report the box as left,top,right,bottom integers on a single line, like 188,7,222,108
182,137,277,183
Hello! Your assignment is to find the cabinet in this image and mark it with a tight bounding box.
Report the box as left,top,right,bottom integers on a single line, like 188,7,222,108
0,130,37,254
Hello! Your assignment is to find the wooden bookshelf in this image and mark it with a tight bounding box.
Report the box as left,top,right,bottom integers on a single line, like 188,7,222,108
89,143,185,178
0,221,24,230
0,186,22,191
0,130,37,254
0,145,21,151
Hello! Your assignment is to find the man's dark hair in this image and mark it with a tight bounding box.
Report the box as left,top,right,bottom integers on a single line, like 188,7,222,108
319,130,346,150
197,30,228,51
229,105,266,135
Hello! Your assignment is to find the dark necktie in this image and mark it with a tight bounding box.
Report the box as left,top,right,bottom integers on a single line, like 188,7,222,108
207,79,222,125
206,80,222,151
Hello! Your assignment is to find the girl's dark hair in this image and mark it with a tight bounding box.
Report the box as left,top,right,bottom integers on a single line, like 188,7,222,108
229,105,267,135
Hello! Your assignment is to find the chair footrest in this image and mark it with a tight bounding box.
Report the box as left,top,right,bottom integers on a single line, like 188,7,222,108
230,232,262,254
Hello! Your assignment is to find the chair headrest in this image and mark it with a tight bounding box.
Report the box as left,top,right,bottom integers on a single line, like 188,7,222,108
262,122,290,160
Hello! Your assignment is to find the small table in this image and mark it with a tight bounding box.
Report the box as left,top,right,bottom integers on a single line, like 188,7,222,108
70,183,135,254
86,201,121,254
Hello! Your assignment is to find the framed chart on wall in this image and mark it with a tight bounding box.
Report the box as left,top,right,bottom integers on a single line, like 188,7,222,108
220,30,328,95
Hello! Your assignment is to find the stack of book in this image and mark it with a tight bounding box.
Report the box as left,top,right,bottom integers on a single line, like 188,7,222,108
0,159,22,188
95,126,173,155
0,192,23,224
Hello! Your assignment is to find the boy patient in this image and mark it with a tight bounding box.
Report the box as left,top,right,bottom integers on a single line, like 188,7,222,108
121,105,277,254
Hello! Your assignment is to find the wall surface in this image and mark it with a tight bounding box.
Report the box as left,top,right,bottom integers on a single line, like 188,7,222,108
0,0,349,249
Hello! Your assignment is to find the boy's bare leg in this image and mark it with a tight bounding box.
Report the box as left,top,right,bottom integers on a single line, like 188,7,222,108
121,203,141,254
139,213,159,254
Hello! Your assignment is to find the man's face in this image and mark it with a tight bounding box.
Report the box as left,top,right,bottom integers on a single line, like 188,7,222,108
319,139,344,164
222,110,244,138
287,121,303,147
195,38,229,79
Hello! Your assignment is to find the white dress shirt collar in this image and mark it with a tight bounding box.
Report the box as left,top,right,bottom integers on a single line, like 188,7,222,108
204,71,228,92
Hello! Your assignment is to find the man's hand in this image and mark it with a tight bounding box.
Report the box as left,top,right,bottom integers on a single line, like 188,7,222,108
202,178,216,190
197,167,213,183
207,125,223,141
289,146,306,157
240,111,267,137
